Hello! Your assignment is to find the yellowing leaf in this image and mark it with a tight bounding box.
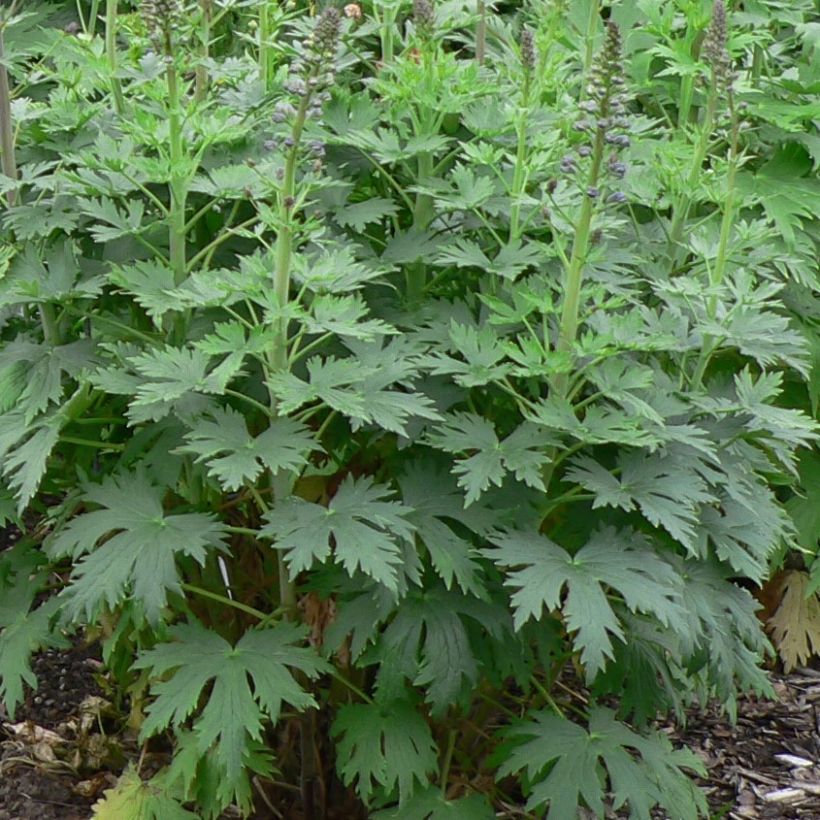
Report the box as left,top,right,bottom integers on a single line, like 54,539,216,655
92,767,196,820
767,571,820,671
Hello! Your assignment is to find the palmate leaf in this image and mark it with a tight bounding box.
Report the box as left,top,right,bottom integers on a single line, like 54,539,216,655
135,623,327,793
484,527,683,678
565,452,714,551
91,767,196,820
47,471,228,622
373,587,509,713
0,589,67,719
497,707,707,819
398,461,496,596
427,321,511,387
332,699,438,805
262,476,415,591
428,414,554,505
179,408,321,491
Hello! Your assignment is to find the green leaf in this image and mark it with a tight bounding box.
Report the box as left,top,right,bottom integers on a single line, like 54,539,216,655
429,414,553,505
484,527,683,678
179,409,321,491
566,453,714,550
497,707,707,819
0,590,67,719
398,461,494,596
48,471,228,622
333,699,438,804
91,767,197,820
336,197,401,231
135,622,327,789
262,476,415,591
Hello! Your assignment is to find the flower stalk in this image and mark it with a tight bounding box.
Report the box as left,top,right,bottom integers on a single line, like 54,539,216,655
0,16,18,207
554,22,626,397
667,0,731,266
105,0,126,115
509,29,535,241
195,0,213,102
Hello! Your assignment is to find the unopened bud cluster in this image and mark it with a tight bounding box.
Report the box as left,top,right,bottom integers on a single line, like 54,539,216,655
413,0,435,38
563,22,630,205
140,0,181,52
520,28,536,75
265,8,342,172
703,0,733,94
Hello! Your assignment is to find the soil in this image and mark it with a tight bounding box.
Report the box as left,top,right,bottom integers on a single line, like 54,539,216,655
4,520,820,818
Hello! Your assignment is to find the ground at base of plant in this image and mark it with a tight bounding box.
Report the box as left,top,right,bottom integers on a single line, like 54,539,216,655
3,640,820,820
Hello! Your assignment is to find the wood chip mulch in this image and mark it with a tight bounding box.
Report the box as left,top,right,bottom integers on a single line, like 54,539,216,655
668,670,820,818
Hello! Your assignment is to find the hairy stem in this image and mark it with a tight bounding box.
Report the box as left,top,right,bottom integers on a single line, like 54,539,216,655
475,0,486,64
259,1,274,92
195,0,212,102
165,57,187,286
553,126,605,396
580,0,600,98
0,26,18,206
105,0,125,115
692,107,739,388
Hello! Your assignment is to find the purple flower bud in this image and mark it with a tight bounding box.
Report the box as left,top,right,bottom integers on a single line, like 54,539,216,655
283,137,295,148
577,145,592,157
586,187,600,199
607,191,627,204
573,120,592,132
560,154,577,170
579,100,598,113
608,161,627,178
264,139,278,151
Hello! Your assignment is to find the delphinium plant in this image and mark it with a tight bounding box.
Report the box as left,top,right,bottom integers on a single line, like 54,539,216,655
0,1,817,818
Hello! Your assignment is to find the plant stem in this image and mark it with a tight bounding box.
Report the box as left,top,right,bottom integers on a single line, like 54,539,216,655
259,1,274,92
165,56,187,287
105,0,125,115
195,0,212,103
580,0,600,99
181,582,269,621
553,126,605,396
509,70,531,241
667,94,717,264
88,0,101,35
475,0,486,65
0,26,18,207
692,106,739,388
440,729,457,794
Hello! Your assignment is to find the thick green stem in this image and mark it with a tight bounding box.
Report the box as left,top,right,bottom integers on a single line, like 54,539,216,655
39,303,60,346
475,0,486,65
195,0,212,103
692,110,739,388
553,126,606,396
105,0,125,115
165,60,187,285
580,0,600,98
0,27,18,207
259,1,274,92
406,150,434,303
88,0,101,35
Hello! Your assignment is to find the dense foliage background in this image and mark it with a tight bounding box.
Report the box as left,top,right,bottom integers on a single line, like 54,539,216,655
0,0,818,817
